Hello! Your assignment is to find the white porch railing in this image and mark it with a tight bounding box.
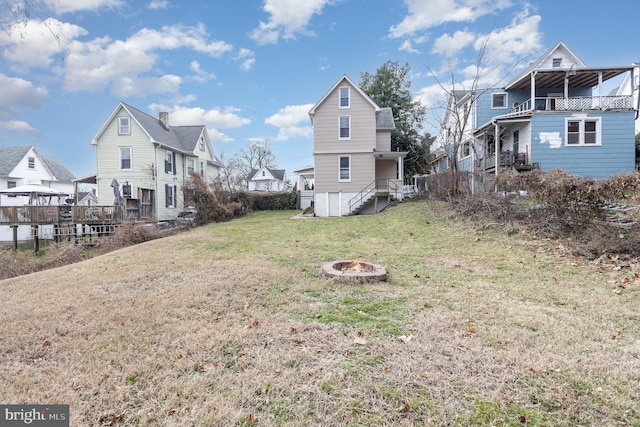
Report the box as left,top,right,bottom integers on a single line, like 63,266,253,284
501,95,633,119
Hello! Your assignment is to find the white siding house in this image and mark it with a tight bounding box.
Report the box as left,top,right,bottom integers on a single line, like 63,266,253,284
309,75,406,217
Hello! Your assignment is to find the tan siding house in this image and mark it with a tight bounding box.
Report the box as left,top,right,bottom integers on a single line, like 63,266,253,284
90,102,221,222
309,75,406,217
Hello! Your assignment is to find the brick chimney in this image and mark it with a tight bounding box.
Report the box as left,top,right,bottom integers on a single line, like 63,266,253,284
159,112,169,130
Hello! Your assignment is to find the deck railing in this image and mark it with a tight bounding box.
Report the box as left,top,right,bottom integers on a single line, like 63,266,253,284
0,205,124,225
501,95,633,119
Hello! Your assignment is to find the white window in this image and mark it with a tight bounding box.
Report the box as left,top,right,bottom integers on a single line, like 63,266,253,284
566,118,600,146
165,150,175,174
552,58,562,68
165,184,176,208
199,135,205,152
200,160,205,177
27,157,35,169
339,87,350,108
187,158,196,175
461,141,470,158
118,117,130,135
7,181,16,188
492,93,507,109
339,116,350,139
122,182,132,198
119,147,132,170
339,156,351,182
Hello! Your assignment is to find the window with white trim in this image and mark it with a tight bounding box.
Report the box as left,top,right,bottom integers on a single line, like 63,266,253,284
566,118,600,146
7,181,16,188
461,141,470,158
552,58,562,68
491,93,507,109
118,117,130,135
165,184,177,208
339,87,350,108
27,157,35,169
339,116,350,139
165,150,175,174
200,160,205,177
187,158,196,175
119,147,132,170
199,135,205,152
339,156,351,182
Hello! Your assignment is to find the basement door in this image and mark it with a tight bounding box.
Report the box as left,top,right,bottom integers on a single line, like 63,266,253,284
328,192,340,216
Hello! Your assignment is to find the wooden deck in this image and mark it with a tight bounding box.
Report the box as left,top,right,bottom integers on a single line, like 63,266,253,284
0,205,123,226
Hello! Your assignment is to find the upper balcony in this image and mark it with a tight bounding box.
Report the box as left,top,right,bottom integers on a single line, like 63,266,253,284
499,94,634,120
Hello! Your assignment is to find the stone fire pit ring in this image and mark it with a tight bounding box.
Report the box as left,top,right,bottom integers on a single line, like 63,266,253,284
322,260,387,283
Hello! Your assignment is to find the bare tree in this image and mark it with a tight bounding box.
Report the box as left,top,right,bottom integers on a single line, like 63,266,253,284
429,35,523,195
1,1,62,44
230,139,276,189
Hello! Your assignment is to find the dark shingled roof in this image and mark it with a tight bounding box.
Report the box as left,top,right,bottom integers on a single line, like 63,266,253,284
376,107,395,131
43,156,76,181
247,168,286,181
122,103,206,155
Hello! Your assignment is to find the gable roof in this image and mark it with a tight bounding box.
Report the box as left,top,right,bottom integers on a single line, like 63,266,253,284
247,167,286,181
91,102,220,164
0,146,32,176
308,74,380,118
42,156,76,181
0,146,75,181
505,41,632,90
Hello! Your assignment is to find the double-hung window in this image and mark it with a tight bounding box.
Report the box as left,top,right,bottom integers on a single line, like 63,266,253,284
118,117,130,135
339,87,350,108
165,150,175,174
339,116,350,139
566,118,600,146
27,157,35,169
165,184,176,208
200,160,205,177
339,156,351,182
187,158,196,175
119,147,132,170
199,135,205,152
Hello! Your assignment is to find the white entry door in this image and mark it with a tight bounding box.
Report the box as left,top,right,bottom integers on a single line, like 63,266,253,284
328,192,340,216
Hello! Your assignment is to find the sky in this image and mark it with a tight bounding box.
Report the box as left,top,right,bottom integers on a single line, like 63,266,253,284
0,0,638,180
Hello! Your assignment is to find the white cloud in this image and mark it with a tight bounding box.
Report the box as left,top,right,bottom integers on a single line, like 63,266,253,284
235,48,256,72
432,30,476,57
0,120,40,136
265,104,313,140
111,74,182,97
148,0,170,10
190,60,217,82
398,39,420,54
250,0,333,45
389,0,512,38
0,74,47,135
62,23,233,95
43,0,123,14
0,18,87,70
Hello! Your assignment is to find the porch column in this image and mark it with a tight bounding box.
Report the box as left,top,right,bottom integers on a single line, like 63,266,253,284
530,71,536,108
494,122,500,192
598,71,603,108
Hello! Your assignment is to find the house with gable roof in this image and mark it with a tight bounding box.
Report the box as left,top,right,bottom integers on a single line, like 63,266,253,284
443,42,636,185
0,146,75,206
308,74,406,217
90,102,221,221
247,167,287,191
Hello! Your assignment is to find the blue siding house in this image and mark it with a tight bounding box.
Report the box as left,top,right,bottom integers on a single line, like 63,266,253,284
454,42,636,180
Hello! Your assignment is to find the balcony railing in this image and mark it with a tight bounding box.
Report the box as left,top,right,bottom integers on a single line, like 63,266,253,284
501,95,633,119
0,205,124,225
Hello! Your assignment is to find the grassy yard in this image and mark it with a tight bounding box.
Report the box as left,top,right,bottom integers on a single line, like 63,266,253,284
1,199,638,426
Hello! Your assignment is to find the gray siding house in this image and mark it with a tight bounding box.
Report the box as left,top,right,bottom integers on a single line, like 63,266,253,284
309,75,406,217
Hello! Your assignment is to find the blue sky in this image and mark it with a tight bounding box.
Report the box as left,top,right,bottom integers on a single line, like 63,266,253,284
1,0,638,180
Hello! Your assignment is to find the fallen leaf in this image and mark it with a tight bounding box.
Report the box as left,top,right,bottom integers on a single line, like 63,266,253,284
398,403,411,413
43,340,51,347
466,326,477,335
247,413,257,422
423,301,432,308
342,414,353,422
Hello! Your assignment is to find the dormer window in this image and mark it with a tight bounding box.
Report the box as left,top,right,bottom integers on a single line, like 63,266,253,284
552,58,562,68
339,87,350,108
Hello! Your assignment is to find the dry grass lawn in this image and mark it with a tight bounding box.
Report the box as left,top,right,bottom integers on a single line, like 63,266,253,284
1,200,639,426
